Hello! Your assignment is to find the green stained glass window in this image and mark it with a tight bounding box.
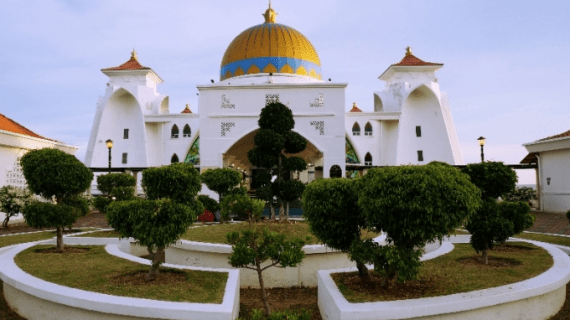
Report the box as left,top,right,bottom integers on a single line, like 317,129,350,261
346,137,360,164
184,136,200,165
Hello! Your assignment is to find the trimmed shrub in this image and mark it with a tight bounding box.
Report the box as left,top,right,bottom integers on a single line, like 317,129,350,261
142,163,201,204
462,161,517,200
96,173,136,197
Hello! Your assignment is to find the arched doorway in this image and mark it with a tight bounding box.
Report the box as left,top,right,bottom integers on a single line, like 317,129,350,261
223,129,323,190
330,165,342,178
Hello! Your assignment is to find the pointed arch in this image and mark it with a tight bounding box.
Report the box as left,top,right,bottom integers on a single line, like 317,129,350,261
374,93,384,112
345,136,360,164
364,122,372,136
184,135,200,166
352,122,361,136
365,152,372,166
183,124,191,137
171,153,179,163
171,124,179,138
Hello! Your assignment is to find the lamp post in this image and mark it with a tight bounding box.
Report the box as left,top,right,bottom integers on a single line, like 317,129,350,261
106,139,113,173
477,136,486,162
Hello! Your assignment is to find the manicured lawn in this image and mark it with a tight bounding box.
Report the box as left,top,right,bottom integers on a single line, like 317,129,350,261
181,221,379,245
333,242,553,302
73,230,122,238
0,232,55,248
513,232,570,247
15,245,228,303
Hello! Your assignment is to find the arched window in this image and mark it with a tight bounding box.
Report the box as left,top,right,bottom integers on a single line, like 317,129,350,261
171,153,179,163
330,165,342,178
365,152,372,166
352,122,360,136
364,122,372,136
183,124,191,137
171,124,179,138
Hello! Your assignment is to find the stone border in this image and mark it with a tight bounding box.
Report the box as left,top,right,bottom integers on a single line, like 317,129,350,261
317,238,570,320
0,240,240,320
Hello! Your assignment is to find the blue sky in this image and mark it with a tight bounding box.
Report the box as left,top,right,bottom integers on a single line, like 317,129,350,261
1,0,569,184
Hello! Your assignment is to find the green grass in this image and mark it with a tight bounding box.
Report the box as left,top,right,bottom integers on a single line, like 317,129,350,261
15,245,228,303
181,221,379,245
513,232,570,247
334,242,553,302
0,232,55,248
73,230,122,238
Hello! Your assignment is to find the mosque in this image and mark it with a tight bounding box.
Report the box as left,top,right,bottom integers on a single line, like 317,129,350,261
84,4,463,192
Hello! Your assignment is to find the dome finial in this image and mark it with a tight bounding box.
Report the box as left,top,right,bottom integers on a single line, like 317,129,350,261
263,1,277,23
406,46,412,56
131,49,138,61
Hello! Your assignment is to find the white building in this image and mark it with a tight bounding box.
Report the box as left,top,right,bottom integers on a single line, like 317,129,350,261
523,130,570,213
85,4,463,191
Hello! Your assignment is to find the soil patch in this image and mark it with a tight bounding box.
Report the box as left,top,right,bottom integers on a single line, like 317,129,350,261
35,246,90,254
332,273,441,301
111,270,187,286
240,286,321,320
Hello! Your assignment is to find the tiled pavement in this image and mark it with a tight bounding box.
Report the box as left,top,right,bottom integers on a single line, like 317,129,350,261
525,211,570,235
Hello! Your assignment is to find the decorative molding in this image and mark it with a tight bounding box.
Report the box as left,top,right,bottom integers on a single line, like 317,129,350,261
221,122,235,137
221,95,235,109
310,121,324,135
310,93,324,107
265,94,280,105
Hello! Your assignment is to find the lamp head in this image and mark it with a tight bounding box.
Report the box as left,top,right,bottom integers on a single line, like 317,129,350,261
477,136,486,146
106,139,113,149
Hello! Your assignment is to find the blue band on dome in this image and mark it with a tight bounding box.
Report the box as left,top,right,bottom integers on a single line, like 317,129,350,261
220,57,321,79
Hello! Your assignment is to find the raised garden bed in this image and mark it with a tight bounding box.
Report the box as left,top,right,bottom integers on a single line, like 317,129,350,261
317,237,570,320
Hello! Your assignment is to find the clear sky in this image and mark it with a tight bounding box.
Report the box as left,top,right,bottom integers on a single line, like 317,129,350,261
1,0,569,184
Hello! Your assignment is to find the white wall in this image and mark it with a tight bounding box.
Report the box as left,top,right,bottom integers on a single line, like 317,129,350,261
539,149,570,213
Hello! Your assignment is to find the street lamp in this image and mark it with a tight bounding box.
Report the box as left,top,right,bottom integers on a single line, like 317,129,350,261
106,139,113,173
477,136,486,162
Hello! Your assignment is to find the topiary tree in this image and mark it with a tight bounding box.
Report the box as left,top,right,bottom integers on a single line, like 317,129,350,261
107,163,203,281
357,163,481,283
142,163,201,204
221,194,265,226
247,102,307,220
302,178,371,280
465,201,514,264
200,168,242,202
227,228,306,316
93,173,136,213
462,161,517,200
107,199,200,280
20,148,93,252
0,186,35,228
462,162,535,263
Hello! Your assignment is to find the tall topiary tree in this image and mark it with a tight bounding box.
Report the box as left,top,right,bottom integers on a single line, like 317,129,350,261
358,163,481,283
248,102,307,220
200,168,245,221
107,163,202,281
20,148,93,252
463,162,534,264
302,178,370,280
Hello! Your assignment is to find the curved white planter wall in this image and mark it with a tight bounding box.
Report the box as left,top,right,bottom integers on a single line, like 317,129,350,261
317,238,570,320
0,241,240,320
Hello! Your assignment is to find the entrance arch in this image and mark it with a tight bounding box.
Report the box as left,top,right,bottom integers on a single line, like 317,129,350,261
223,129,323,189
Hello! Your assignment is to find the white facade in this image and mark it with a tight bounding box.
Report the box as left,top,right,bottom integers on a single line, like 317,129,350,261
85,17,464,188
524,133,570,213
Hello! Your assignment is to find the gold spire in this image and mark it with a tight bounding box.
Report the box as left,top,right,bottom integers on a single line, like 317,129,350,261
405,46,412,56
131,49,138,61
263,1,277,23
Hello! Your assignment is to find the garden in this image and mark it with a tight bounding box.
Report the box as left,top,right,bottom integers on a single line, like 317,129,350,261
0,102,568,320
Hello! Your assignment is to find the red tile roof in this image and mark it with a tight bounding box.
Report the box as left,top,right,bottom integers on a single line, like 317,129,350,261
349,102,362,112
393,54,442,67
539,129,570,141
0,113,49,140
102,51,149,71
181,104,192,114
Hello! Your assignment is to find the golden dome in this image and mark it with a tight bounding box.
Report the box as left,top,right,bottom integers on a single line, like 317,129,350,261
220,5,321,81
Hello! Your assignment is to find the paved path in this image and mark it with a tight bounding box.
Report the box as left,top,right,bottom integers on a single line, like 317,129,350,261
525,211,570,235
